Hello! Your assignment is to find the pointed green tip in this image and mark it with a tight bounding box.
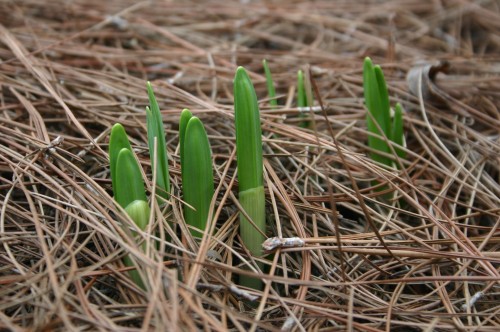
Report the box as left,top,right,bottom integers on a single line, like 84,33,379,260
297,69,304,82
364,57,374,70
146,82,157,104
110,123,128,142
146,82,153,97
187,116,202,131
112,123,123,131
235,66,247,78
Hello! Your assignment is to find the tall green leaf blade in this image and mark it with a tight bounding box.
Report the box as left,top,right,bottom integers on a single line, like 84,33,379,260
297,69,312,128
182,116,214,237
297,69,307,108
179,108,193,181
146,82,170,200
109,123,133,199
115,148,147,209
262,59,277,108
234,66,265,290
234,67,264,192
374,65,391,136
363,57,392,167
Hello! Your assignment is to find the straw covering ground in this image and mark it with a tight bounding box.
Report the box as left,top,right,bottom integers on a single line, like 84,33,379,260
0,0,499,331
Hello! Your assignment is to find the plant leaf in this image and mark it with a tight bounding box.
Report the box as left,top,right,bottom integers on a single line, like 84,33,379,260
115,148,147,209
179,108,193,180
109,123,133,199
146,82,170,201
363,57,392,167
374,65,391,136
182,116,214,237
234,66,264,192
234,66,266,290
262,59,277,108
297,69,307,108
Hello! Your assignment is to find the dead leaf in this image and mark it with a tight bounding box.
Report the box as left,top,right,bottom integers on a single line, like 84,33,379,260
407,60,450,105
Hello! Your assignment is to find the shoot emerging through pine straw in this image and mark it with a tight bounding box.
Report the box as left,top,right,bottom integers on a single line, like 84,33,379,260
262,59,278,108
146,82,170,202
180,114,214,237
109,124,149,288
234,66,266,290
363,57,406,169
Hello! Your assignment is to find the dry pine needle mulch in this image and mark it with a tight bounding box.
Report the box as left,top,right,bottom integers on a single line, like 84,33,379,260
0,0,499,331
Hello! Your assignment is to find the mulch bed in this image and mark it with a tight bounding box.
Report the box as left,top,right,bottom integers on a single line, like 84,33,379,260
0,1,499,331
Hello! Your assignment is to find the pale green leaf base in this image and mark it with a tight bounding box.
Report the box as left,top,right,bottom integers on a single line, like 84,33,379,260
239,186,265,290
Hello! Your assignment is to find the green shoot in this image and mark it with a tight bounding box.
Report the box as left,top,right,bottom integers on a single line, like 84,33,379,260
109,123,133,202
109,125,149,288
363,57,392,167
297,69,313,128
262,59,278,108
363,56,407,193
114,148,147,209
146,82,170,201
297,69,307,108
109,124,146,208
234,66,266,290
123,200,150,289
181,116,214,237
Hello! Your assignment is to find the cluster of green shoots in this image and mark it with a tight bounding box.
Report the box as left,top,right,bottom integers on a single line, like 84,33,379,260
109,72,263,289
363,57,406,169
262,60,313,127
109,83,214,288
108,58,404,290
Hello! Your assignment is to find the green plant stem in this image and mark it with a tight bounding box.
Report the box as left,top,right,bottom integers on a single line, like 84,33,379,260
238,186,265,290
234,66,265,290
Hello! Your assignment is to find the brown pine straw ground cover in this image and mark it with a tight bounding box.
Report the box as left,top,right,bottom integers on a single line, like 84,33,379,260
0,0,499,330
